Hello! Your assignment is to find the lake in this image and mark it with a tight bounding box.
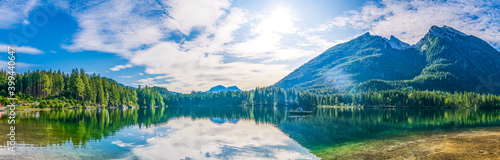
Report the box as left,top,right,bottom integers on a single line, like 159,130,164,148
1,106,500,159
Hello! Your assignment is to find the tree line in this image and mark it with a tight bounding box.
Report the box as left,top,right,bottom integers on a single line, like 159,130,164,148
164,87,500,108
0,69,164,108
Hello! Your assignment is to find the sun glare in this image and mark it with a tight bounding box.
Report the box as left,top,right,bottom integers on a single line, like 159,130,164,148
255,5,298,34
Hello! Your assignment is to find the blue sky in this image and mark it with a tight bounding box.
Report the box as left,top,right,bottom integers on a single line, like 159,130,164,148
1,0,499,93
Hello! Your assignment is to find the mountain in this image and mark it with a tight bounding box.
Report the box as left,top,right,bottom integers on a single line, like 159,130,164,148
169,91,181,95
151,86,181,95
274,32,427,91
206,85,242,93
274,25,500,94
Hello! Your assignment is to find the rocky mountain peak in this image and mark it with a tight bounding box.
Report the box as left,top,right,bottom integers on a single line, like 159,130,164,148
386,35,411,50
428,25,467,38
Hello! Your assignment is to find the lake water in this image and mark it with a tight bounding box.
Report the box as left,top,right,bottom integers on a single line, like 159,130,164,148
1,106,500,159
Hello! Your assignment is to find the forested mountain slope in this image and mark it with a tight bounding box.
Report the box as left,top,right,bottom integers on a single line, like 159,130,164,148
274,26,500,95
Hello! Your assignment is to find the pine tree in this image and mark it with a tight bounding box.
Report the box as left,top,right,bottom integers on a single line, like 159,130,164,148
53,70,64,95
41,74,52,98
70,69,85,101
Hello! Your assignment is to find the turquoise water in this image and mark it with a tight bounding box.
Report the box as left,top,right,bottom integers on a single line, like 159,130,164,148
1,106,500,159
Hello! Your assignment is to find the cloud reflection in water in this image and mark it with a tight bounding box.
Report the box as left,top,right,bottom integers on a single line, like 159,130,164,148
122,117,319,160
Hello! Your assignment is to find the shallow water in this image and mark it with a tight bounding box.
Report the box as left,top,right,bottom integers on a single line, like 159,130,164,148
1,106,500,159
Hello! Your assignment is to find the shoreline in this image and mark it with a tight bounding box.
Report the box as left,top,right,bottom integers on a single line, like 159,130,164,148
314,127,500,159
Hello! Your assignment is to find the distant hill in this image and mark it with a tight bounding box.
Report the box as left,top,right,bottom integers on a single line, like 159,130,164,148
169,91,181,95
206,85,242,93
274,25,500,94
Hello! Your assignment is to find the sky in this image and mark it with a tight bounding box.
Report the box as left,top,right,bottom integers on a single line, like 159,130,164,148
0,0,499,93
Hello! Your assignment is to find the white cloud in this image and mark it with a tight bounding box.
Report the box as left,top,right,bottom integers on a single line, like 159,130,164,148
60,0,306,93
0,0,39,29
63,0,167,57
110,64,133,71
120,75,133,78
180,7,250,55
131,41,290,93
136,78,156,86
0,59,33,68
228,33,283,59
16,46,43,54
328,0,500,47
62,0,340,93
0,44,43,54
164,0,231,35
